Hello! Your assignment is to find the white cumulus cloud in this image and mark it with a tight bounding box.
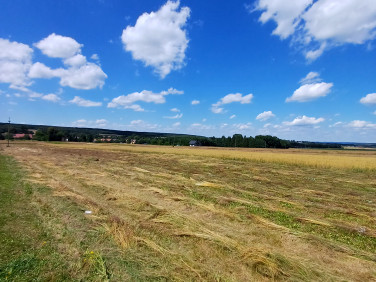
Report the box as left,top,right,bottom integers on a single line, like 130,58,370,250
284,115,325,126
360,93,376,104
69,96,102,107
347,120,376,129
191,100,200,105
29,62,107,90
28,62,56,79
121,0,190,78
58,63,107,90
255,0,312,39
41,93,60,103
170,107,180,112
212,93,253,113
63,54,87,67
29,34,107,90
287,82,333,102
125,104,145,112
108,88,183,110
233,123,252,130
254,0,376,60
256,110,275,121
0,38,33,88
34,33,82,58
286,72,333,102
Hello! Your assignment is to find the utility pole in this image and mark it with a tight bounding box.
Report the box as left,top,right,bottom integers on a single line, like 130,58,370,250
7,117,10,147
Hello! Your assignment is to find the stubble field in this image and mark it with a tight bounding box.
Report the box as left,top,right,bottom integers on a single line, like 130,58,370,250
1,141,376,281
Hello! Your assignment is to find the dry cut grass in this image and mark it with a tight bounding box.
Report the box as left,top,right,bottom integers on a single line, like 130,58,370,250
1,141,376,281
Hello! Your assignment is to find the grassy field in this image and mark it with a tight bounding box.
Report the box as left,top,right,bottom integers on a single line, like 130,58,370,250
1,141,375,281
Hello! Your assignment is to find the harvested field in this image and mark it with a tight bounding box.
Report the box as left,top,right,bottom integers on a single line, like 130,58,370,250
1,141,376,281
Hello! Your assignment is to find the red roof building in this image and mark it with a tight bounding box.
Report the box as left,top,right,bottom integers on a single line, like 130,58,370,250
13,133,33,139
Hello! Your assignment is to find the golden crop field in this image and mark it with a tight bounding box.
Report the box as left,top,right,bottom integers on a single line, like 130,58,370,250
1,141,376,281
52,142,376,171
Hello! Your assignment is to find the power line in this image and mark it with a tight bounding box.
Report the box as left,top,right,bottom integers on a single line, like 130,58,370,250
7,117,11,147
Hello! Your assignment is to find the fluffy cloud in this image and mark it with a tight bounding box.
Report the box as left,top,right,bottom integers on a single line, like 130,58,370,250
27,92,43,99
63,54,87,67
29,34,107,90
58,63,107,89
230,115,236,119
254,0,376,60
212,93,253,113
0,38,33,88
286,72,333,102
211,106,224,114
217,93,253,105
121,0,190,78
69,96,102,107
125,104,145,112
28,62,56,79
191,100,200,105
284,115,325,126
91,54,99,61
233,123,252,130
256,110,275,121
108,88,183,110
255,0,312,39
161,87,184,95
360,93,376,104
347,120,376,129
34,33,82,58
41,93,60,102
171,107,180,112
29,61,107,90
287,82,333,102
303,0,376,44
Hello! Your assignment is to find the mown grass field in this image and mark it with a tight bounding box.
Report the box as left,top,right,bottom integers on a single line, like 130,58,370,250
1,141,376,281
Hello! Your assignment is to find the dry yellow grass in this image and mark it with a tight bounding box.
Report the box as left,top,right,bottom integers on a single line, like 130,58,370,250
48,142,376,171
1,141,376,281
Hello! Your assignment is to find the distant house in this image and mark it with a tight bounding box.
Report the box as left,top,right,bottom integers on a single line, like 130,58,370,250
13,133,33,139
189,140,201,146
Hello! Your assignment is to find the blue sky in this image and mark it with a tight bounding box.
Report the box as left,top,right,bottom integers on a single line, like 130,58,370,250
1,0,376,142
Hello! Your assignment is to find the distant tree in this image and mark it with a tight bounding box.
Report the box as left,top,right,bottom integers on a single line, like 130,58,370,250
4,133,13,140
20,125,29,134
34,129,48,141
47,127,63,141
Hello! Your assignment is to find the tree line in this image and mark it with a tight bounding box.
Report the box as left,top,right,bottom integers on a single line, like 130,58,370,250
31,128,342,149
0,123,342,149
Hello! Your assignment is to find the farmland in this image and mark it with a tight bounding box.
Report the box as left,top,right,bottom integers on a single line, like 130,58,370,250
1,141,376,281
